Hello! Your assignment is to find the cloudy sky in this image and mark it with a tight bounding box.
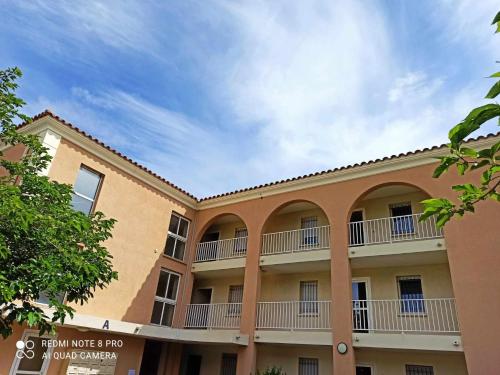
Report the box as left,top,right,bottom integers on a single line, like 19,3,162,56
1,1,498,198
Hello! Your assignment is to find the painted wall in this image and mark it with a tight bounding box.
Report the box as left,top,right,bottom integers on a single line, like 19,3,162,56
204,218,247,240
0,325,144,375
264,207,329,233
352,263,454,299
192,276,245,304
256,344,333,375
355,348,467,375
47,139,196,327
260,271,331,301
354,191,428,220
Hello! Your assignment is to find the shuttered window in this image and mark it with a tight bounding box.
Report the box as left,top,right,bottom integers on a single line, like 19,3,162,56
405,364,434,375
300,281,318,314
220,353,237,375
299,358,319,375
227,285,243,316
301,217,319,246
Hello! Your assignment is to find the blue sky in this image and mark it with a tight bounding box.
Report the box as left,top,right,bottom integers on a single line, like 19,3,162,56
1,1,498,198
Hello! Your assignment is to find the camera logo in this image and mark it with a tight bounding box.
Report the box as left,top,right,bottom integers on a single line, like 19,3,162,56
15,340,35,359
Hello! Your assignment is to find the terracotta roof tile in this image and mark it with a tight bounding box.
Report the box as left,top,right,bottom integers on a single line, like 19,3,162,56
20,110,499,204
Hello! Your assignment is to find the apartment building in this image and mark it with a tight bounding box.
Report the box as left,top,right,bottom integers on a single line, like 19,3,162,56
0,110,499,375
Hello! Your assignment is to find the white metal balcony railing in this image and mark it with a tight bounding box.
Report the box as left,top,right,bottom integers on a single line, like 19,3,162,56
256,301,331,330
184,303,242,329
261,226,331,256
352,298,459,333
195,237,248,262
348,213,443,246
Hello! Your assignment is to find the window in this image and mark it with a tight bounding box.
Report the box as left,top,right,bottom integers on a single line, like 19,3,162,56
227,285,244,316
150,269,180,326
299,358,319,375
301,216,319,246
164,213,190,261
390,202,414,235
356,365,373,375
36,291,65,305
11,331,52,375
71,166,103,215
398,276,425,313
233,228,248,254
405,364,434,375
300,281,318,314
220,353,237,375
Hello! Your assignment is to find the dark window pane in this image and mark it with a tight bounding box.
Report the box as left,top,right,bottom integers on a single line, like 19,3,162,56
168,214,179,234
155,271,169,297
71,194,93,214
150,301,163,324
399,278,424,313
161,304,175,326
220,353,237,375
18,337,49,371
164,236,176,257
166,274,179,300
174,240,185,260
405,365,434,375
178,218,189,237
74,167,101,199
299,358,318,375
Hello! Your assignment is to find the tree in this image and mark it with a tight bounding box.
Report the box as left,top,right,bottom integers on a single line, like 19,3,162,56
0,67,118,338
421,12,500,227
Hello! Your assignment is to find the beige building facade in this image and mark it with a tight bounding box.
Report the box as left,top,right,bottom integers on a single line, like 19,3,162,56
0,111,499,375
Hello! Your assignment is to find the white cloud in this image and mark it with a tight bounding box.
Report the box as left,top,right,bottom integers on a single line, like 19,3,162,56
388,72,444,103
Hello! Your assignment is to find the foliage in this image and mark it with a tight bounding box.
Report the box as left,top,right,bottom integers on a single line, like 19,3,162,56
421,12,500,228
0,67,118,338
257,366,287,375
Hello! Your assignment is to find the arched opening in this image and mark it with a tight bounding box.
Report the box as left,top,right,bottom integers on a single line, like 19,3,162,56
348,183,439,247
257,201,332,332
195,214,248,262
261,200,331,256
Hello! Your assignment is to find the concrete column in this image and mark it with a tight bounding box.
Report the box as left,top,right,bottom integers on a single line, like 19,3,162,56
330,218,355,374
236,225,261,375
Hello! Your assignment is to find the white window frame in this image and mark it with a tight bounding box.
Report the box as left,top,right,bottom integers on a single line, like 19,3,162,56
164,213,190,261
9,329,55,375
356,364,375,375
151,269,181,327
405,364,434,375
72,165,103,215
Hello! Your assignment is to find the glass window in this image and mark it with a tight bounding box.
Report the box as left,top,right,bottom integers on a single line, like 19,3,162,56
12,334,51,374
220,353,237,375
300,281,318,314
227,285,243,316
151,270,180,327
299,358,319,375
301,217,319,246
233,228,248,254
405,365,434,375
390,202,414,235
164,213,190,261
398,276,425,313
71,166,103,215
36,292,65,305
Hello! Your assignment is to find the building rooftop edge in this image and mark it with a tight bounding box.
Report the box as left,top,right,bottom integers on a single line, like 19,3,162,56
19,110,500,205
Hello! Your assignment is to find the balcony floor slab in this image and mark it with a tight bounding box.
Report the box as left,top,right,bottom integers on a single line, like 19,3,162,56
254,330,332,345
352,332,462,352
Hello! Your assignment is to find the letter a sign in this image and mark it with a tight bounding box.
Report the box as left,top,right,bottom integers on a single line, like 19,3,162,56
103,320,110,330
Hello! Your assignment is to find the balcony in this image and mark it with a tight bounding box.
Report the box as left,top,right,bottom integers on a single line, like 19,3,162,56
192,213,248,275
255,301,332,345
185,303,242,329
195,237,247,262
260,226,331,270
348,214,446,267
352,298,462,351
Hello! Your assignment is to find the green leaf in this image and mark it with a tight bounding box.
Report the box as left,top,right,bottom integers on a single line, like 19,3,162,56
485,80,500,99
491,72,500,78
448,104,500,146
